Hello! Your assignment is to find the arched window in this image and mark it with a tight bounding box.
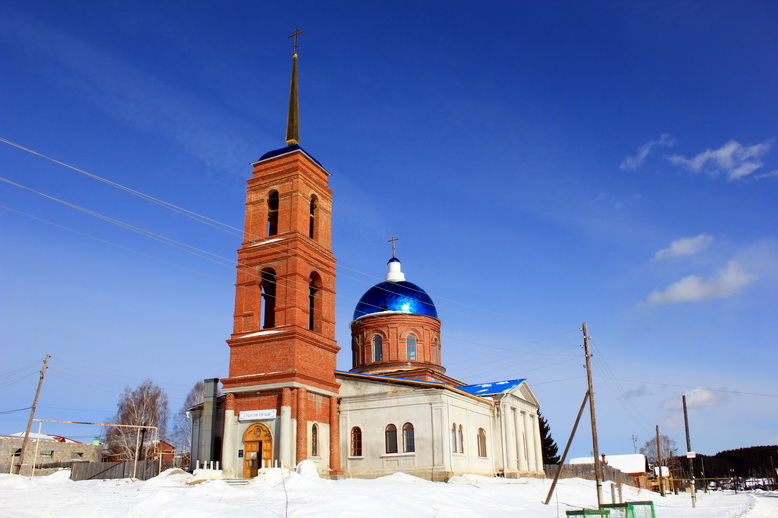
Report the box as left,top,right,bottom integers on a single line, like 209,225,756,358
350,427,362,457
434,338,440,364
308,272,322,332
406,334,417,361
267,191,279,236
451,423,457,453
458,424,464,453
477,428,487,458
260,268,276,329
351,336,359,367
373,335,383,362
385,424,398,454
311,423,319,457
309,194,317,239
402,423,415,453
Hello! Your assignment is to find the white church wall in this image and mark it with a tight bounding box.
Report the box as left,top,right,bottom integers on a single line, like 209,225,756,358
338,377,499,481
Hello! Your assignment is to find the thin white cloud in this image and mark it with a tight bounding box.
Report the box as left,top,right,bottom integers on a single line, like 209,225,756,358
654,234,713,261
621,134,676,170
660,411,686,429
622,385,649,400
667,140,774,180
662,387,727,410
755,170,778,179
647,261,757,305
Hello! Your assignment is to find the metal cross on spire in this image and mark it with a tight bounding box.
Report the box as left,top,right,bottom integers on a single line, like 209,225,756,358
288,28,304,55
388,236,399,257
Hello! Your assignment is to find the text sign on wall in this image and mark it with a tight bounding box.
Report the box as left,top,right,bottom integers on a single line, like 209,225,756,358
239,409,277,421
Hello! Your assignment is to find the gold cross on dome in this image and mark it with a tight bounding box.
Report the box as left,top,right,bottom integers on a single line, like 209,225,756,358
288,28,304,54
388,236,399,257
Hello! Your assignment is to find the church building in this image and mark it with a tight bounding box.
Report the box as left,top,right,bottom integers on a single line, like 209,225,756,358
190,37,545,482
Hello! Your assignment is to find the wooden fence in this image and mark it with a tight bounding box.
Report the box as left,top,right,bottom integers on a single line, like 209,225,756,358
544,463,636,487
70,460,174,481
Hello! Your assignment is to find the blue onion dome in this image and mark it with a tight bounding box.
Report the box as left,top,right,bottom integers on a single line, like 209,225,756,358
352,257,438,320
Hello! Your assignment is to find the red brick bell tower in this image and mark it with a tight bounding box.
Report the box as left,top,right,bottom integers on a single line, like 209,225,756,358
220,34,342,477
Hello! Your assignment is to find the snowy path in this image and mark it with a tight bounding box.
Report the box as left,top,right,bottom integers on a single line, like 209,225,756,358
1,469,776,517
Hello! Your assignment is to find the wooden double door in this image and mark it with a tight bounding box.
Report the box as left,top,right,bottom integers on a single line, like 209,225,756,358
242,423,273,478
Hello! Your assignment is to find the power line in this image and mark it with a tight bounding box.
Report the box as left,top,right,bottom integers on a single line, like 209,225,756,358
1,137,574,333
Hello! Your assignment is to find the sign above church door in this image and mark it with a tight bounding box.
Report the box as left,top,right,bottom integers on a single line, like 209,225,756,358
239,409,278,421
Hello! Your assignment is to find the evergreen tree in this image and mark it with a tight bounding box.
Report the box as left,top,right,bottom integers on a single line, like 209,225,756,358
539,412,561,464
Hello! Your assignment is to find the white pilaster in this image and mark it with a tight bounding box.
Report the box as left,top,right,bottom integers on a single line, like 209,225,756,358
222,409,236,477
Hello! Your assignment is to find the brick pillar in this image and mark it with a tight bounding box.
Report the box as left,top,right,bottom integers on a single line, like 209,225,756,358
328,396,342,477
296,387,307,465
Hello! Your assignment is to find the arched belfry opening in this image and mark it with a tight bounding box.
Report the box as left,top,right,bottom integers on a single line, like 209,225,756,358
260,268,276,329
308,272,322,332
267,190,279,236
309,194,318,239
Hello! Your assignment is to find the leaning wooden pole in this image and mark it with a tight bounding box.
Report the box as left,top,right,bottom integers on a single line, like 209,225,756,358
16,353,50,475
582,323,603,507
544,391,590,505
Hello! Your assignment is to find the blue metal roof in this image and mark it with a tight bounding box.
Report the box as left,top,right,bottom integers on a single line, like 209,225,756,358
352,280,438,320
257,144,325,168
457,379,526,396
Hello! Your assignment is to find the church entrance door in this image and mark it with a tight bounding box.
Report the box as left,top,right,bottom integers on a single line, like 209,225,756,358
242,423,273,478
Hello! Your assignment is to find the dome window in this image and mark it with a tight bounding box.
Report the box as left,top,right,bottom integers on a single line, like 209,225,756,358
373,335,383,362
406,334,417,361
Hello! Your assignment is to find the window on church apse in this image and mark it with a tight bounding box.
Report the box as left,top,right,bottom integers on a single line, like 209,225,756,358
402,423,415,453
406,334,417,361
267,190,279,236
260,268,276,329
385,424,398,454
350,427,362,457
373,335,382,362
451,423,457,453
477,428,487,457
458,424,464,453
311,423,319,457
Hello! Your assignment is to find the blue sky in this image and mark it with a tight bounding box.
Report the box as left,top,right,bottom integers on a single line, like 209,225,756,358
2,1,776,458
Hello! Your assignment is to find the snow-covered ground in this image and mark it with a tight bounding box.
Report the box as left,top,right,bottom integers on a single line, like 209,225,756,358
1,465,777,517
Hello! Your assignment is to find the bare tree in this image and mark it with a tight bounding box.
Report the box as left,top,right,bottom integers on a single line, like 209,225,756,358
640,434,678,465
170,380,205,452
105,379,170,460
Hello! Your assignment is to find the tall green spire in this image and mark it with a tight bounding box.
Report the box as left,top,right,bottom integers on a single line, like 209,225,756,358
285,29,303,146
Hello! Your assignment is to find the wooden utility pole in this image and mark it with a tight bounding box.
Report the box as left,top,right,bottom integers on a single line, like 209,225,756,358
16,353,50,475
582,323,603,507
656,425,665,496
683,395,697,508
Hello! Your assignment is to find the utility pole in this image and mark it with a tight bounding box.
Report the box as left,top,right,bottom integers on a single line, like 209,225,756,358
683,395,697,508
582,323,603,507
656,425,665,496
16,353,50,475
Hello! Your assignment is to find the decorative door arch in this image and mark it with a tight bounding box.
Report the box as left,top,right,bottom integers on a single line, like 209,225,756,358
242,423,273,478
